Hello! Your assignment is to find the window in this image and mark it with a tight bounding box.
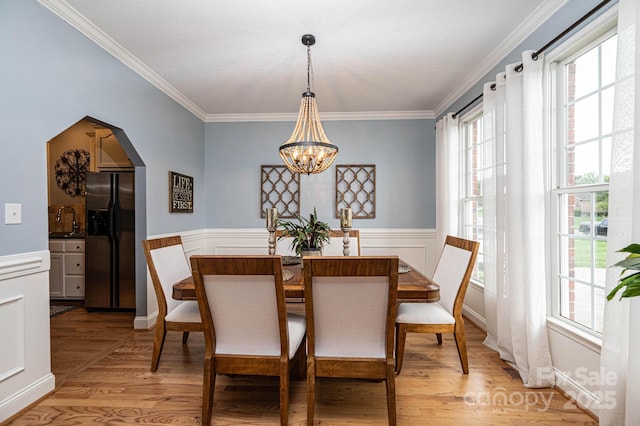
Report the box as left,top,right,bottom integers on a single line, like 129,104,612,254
460,112,485,284
552,31,617,335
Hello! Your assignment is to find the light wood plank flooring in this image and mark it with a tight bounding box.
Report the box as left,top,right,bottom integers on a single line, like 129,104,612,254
8,306,596,425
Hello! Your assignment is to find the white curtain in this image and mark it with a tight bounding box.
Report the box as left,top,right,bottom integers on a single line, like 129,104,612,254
481,51,554,388
435,112,459,251
600,0,640,424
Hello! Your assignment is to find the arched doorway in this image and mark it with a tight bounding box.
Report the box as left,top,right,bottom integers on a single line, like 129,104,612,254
46,116,147,318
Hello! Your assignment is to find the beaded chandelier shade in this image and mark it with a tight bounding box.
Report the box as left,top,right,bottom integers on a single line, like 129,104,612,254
279,34,338,175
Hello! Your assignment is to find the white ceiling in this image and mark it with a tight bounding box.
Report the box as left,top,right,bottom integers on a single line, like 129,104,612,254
40,0,565,121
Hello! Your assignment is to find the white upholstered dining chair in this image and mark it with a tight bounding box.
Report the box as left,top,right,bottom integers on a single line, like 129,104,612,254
190,255,306,425
395,235,479,374
321,229,361,256
142,235,203,372
303,255,398,425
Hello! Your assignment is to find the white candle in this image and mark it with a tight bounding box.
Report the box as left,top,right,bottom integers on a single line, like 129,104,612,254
340,208,352,228
266,207,278,229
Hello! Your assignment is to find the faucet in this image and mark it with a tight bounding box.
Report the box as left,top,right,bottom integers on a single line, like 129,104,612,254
56,206,80,234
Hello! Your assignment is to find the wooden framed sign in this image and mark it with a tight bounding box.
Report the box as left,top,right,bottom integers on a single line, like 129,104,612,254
169,171,194,213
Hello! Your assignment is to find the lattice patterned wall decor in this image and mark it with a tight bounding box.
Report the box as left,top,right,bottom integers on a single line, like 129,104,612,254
335,164,376,219
260,165,300,218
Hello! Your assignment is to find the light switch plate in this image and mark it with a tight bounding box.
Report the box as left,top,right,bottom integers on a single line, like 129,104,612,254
5,203,22,224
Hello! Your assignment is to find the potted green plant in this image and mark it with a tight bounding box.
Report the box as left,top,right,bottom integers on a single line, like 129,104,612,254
277,208,331,256
607,243,640,301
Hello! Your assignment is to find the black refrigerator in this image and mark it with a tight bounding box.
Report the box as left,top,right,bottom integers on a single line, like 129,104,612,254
85,172,136,310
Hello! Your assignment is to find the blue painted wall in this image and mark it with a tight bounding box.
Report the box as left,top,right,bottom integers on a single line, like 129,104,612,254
204,118,436,229
0,1,205,257
440,0,619,119
0,0,614,259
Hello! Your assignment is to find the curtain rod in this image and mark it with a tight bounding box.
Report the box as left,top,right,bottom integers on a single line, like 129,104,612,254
451,0,613,119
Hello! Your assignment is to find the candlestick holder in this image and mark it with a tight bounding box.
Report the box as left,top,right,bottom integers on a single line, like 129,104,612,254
265,207,278,255
268,226,276,255
341,226,352,256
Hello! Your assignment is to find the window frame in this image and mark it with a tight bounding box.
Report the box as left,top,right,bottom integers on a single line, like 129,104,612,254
459,105,485,287
547,21,618,339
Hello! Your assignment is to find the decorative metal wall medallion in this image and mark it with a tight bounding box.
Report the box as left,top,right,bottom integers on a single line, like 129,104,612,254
55,149,90,197
335,164,376,219
261,165,300,218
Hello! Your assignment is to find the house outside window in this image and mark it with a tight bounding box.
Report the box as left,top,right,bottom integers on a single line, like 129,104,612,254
551,30,616,335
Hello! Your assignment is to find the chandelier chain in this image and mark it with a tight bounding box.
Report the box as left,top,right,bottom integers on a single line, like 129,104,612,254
306,44,312,93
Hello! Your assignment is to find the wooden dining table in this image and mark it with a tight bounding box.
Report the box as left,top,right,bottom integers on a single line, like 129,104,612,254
172,259,440,302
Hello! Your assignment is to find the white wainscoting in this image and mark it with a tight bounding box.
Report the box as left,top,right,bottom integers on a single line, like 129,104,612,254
0,295,25,382
204,228,438,276
0,250,55,423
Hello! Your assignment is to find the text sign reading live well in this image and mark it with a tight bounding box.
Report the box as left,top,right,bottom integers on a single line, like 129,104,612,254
169,171,194,213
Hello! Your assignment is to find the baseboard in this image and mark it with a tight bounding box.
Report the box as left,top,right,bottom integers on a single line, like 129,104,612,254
0,373,55,424
462,305,487,331
553,368,600,419
133,310,157,330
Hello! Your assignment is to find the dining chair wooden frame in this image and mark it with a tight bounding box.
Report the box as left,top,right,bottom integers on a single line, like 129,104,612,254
274,229,295,256
190,255,306,426
395,235,479,375
303,255,398,425
142,235,203,372
326,229,361,256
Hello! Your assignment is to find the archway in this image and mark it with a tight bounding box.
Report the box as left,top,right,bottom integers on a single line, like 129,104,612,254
46,116,147,319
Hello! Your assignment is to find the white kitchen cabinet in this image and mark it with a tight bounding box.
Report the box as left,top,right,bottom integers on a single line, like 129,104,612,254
49,239,85,299
93,128,133,171
65,276,85,298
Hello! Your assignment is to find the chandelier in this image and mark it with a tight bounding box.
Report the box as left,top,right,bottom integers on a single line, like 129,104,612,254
279,34,338,175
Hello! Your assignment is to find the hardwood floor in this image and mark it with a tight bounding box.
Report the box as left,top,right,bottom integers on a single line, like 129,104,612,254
49,307,136,389
8,306,596,425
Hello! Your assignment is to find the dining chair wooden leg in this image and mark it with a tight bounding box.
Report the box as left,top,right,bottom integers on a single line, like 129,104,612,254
436,333,443,345
182,331,190,344
394,324,407,375
453,324,469,374
307,359,315,425
386,362,397,426
151,322,167,372
202,355,215,425
279,362,289,426
291,344,306,381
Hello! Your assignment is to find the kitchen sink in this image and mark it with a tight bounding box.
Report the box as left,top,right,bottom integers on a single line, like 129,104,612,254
49,232,85,239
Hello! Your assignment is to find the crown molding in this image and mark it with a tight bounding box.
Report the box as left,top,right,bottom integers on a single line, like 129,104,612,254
205,110,435,123
435,0,569,117
38,0,208,121
38,0,434,124
43,0,551,123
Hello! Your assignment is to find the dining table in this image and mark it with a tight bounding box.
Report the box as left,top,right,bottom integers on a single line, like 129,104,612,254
172,258,440,302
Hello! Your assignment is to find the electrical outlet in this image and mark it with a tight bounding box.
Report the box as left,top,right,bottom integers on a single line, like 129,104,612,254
5,203,22,224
